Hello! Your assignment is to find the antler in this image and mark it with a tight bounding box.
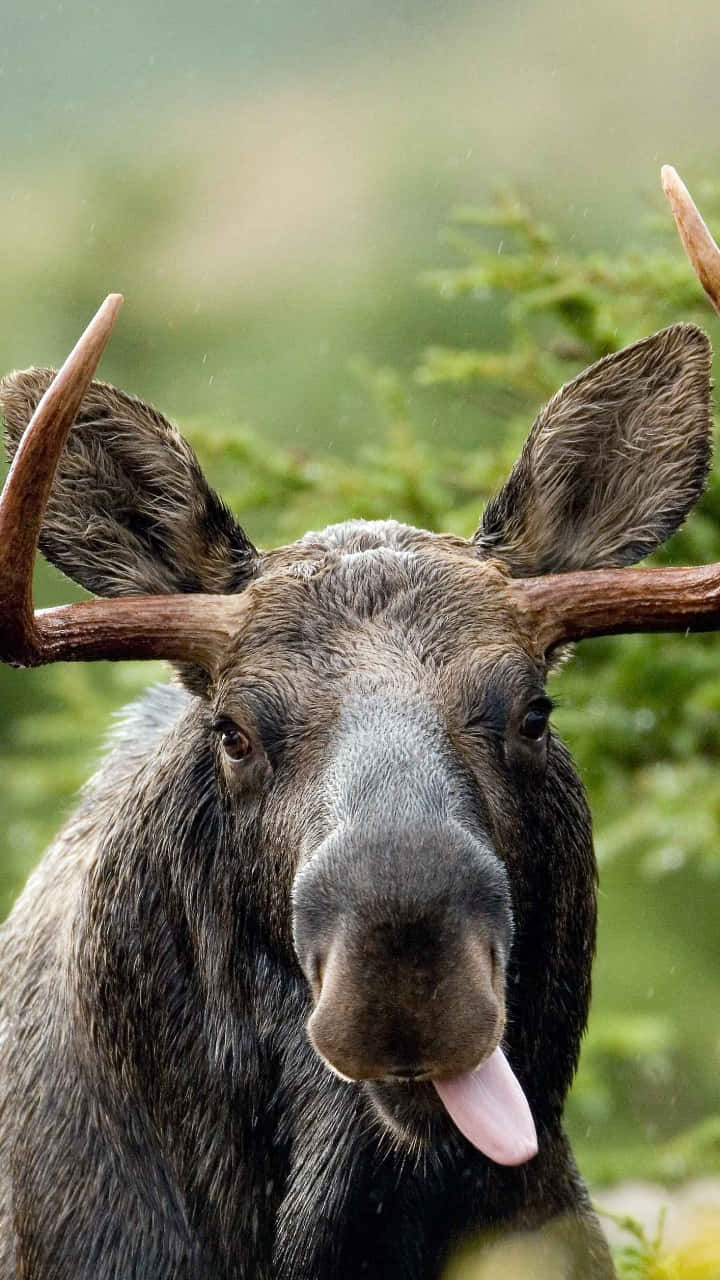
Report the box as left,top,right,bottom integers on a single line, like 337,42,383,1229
0,296,247,672
513,563,720,650
662,165,720,317
513,166,720,650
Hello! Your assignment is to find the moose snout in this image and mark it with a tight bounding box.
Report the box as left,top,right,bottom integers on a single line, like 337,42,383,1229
292,824,513,1084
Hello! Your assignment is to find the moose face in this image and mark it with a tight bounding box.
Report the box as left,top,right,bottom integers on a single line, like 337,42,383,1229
211,534,545,1159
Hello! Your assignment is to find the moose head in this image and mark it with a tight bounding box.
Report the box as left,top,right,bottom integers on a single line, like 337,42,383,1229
0,167,717,1275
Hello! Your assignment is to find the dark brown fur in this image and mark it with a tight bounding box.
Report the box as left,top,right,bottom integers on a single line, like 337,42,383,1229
0,323,712,1278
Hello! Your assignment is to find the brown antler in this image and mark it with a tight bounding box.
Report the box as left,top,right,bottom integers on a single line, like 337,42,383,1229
513,166,720,650
513,563,720,650
662,165,720,317
0,296,247,672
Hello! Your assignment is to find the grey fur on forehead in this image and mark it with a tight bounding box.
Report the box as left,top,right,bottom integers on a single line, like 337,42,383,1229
296,519,470,555
260,519,479,581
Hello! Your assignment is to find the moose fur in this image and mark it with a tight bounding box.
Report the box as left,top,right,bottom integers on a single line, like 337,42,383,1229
0,322,712,1278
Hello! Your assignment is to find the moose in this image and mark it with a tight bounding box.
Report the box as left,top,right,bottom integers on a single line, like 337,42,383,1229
0,166,718,1278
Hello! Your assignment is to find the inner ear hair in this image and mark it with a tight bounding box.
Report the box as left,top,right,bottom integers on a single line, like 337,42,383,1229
1,368,258,599
475,324,712,576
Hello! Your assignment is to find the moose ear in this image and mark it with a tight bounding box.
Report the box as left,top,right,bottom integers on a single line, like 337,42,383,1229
1,370,257,598
475,325,712,575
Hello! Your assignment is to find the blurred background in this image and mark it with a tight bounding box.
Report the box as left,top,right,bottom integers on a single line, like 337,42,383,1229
2,0,720,1269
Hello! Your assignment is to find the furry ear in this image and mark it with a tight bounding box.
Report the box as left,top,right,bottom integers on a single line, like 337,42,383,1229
1,370,257,598
475,325,712,575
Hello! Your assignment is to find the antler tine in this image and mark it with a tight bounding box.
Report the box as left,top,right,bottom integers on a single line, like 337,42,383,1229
0,295,124,662
662,165,720,318
0,297,246,672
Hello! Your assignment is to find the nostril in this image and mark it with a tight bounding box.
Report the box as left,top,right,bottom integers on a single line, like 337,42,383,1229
386,1064,429,1081
309,951,326,999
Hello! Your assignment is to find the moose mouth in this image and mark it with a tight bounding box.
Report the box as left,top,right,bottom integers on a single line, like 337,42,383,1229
367,1048,538,1167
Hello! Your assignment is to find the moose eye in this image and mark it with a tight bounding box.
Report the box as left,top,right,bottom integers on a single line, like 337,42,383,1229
519,699,552,741
215,720,253,762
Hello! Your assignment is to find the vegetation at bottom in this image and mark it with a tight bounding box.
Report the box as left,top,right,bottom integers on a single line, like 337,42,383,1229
609,1209,720,1280
443,1205,720,1278
2,180,720,1273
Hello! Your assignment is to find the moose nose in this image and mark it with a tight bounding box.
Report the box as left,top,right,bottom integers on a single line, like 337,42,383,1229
292,821,513,1082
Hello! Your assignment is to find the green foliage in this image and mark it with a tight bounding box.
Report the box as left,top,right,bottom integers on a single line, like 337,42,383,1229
602,1206,670,1280
2,181,720,1192
602,1202,720,1279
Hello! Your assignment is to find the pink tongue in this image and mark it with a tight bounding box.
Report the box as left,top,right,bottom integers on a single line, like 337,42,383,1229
432,1047,538,1166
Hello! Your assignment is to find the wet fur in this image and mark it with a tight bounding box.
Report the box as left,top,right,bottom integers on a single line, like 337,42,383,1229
0,324,713,1277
